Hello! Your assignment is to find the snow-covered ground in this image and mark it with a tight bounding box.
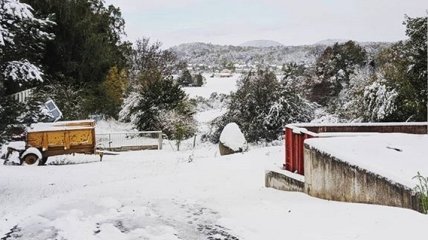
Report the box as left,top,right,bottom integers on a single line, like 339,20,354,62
1,73,428,239
2,145,428,239
306,133,428,188
182,73,240,99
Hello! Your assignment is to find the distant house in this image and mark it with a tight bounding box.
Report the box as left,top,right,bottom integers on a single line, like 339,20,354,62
219,69,233,78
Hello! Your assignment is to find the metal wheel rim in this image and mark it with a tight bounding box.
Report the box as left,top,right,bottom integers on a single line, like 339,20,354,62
24,154,38,165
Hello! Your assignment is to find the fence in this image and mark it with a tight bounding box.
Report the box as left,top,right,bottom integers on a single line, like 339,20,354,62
284,122,428,175
96,131,163,152
12,88,34,103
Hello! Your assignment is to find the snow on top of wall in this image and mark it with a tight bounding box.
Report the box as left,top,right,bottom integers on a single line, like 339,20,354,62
220,122,247,151
287,122,428,129
305,133,428,189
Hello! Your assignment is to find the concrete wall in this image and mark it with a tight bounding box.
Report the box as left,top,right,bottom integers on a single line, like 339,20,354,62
304,144,422,212
265,170,304,192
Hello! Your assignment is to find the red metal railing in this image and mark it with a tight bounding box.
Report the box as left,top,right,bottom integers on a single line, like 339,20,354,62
284,127,315,175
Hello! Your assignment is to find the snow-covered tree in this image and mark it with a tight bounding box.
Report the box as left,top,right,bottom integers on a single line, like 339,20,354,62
370,16,427,122
362,74,398,121
212,70,314,142
0,0,54,144
311,41,367,107
120,39,196,140
177,69,193,86
0,0,54,93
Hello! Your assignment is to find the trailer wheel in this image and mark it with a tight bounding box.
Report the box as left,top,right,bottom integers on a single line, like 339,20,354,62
21,153,39,165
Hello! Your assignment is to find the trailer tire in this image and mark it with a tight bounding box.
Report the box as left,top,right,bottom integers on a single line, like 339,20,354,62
21,153,40,166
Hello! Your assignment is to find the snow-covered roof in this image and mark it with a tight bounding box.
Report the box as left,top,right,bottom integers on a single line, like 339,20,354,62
305,133,428,188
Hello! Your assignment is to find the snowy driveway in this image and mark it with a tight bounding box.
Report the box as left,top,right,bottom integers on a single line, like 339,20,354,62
1,145,428,240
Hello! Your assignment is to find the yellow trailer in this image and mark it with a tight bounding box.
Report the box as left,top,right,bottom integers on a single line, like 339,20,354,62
5,120,99,165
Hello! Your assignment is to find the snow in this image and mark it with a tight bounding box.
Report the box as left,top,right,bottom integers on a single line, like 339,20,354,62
305,133,428,188
240,40,283,48
219,122,247,151
1,144,428,239
22,147,42,160
287,121,428,129
182,73,240,98
95,120,138,134
4,141,25,151
5,60,43,83
29,120,95,132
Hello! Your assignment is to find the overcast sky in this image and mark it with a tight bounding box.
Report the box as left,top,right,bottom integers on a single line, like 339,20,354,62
105,0,427,48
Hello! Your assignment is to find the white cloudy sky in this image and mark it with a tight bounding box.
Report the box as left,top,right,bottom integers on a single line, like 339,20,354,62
105,0,427,47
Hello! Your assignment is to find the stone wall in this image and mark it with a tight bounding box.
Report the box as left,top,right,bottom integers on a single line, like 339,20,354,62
304,144,422,212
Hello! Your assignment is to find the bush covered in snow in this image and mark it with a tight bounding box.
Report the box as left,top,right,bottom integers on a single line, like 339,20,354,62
362,75,398,121
211,70,314,143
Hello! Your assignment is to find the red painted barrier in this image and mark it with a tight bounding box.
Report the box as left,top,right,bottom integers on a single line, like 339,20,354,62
284,127,316,175
284,128,294,171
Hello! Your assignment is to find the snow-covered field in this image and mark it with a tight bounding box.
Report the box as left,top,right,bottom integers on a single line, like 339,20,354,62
182,73,240,99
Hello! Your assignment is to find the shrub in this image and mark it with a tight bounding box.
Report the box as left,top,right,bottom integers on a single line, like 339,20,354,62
413,172,428,214
211,70,314,143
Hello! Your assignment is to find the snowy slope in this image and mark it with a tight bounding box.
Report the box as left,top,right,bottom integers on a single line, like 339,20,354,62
170,42,388,67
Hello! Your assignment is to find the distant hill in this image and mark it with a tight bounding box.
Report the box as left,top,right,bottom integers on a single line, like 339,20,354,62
315,39,350,46
170,41,390,67
240,40,283,48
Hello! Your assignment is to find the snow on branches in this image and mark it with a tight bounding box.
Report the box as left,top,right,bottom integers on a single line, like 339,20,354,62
4,59,43,83
1,0,36,47
0,0,54,86
363,77,398,121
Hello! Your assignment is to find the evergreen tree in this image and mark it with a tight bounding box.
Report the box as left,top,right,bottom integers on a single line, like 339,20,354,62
0,0,54,144
22,0,131,116
22,0,129,84
368,16,427,121
194,73,204,87
178,69,193,86
0,0,54,95
311,41,367,106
